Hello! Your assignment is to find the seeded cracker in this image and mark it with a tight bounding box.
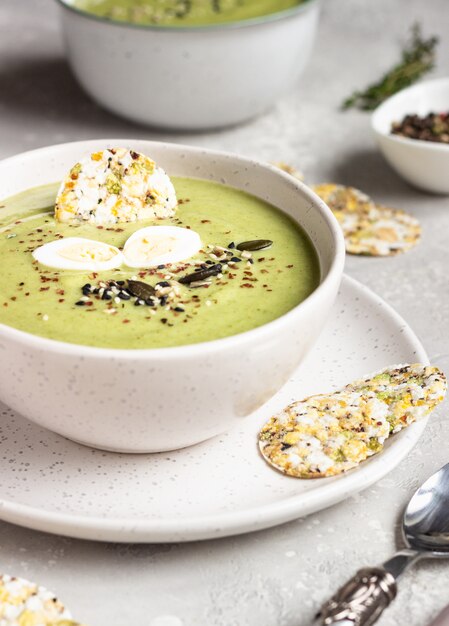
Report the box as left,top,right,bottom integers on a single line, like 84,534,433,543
55,148,177,225
259,363,446,479
345,364,447,434
0,574,84,625
272,162,305,181
312,183,421,256
259,389,390,478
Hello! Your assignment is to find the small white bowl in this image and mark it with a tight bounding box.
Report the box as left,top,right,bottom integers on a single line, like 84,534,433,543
371,77,449,194
0,139,344,453
56,0,320,130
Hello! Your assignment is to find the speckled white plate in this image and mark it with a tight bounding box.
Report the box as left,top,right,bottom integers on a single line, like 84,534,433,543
0,275,427,543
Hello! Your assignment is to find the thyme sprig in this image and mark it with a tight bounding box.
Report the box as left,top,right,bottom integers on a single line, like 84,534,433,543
342,24,439,111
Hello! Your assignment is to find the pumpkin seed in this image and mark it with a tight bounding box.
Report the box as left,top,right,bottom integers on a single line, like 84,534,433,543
127,280,156,300
178,264,222,285
236,239,273,252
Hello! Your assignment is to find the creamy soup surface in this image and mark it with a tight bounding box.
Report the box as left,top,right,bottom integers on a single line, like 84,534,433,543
73,0,306,27
0,177,319,349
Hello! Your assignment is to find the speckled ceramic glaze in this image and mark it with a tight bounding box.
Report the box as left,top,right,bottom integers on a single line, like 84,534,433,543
0,275,428,542
0,139,344,453
56,0,320,130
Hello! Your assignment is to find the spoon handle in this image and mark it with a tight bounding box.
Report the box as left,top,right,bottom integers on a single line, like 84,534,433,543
313,566,397,625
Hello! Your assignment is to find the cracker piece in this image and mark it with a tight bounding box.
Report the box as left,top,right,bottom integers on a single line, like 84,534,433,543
259,389,390,478
0,574,84,625
272,162,305,181
55,148,177,225
344,204,421,256
345,364,447,433
312,183,374,216
312,184,421,256
259,364,446,478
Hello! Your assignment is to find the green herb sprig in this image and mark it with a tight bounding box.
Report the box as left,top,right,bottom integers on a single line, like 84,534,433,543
343,24,439,111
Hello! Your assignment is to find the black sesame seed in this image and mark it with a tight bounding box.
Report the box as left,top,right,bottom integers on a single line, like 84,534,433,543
118,291,131,300
102,292,112,300
75,301,85,306
116,280,125,286
157,264,166,269
145,298,156,306
231,257,242,263
228,242,235,249
205,260,214,265
156,281,170,288
160,295,168,306
174,306,185,312
161,318,168,324
134,300,142,306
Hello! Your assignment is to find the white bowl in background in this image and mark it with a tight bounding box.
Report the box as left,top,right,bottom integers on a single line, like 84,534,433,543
0,139,344,453
371,77,449,194
55,0,320,130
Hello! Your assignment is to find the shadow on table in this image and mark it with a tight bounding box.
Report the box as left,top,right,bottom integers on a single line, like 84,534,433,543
0,55,208,140
0,56,137,130
0,55,248,140
327,147,432,206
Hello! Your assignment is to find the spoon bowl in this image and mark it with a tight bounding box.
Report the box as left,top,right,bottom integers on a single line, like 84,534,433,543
404,463,449,555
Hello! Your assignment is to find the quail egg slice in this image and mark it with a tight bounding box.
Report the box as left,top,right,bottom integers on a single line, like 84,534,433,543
32,237,124,271
123,226,202,268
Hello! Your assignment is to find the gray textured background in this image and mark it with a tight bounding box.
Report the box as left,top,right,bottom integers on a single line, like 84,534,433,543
0,1,449,625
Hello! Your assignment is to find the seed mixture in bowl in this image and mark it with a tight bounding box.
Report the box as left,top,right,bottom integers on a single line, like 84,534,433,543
391,112,449,143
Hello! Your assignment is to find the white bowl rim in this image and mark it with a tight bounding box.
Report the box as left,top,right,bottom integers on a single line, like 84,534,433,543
0,138,345,359
371,76,449,153
55,0,319,32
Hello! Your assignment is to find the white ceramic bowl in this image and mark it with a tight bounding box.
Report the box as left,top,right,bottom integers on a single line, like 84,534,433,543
372,77,449,194
56,0,320,130
0,139,344,453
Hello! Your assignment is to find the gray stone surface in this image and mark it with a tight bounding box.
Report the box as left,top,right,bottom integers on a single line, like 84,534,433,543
0,0,448,625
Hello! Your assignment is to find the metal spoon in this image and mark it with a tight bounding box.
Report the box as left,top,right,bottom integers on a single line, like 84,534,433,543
314,462,449,626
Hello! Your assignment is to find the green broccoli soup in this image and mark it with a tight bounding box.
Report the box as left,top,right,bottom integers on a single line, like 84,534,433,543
0,177,319,349
73,0,306,27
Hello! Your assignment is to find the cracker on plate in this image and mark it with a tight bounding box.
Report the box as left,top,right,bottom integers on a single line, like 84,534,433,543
345,364,447,433
259,389,390,478
259,363,446,478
